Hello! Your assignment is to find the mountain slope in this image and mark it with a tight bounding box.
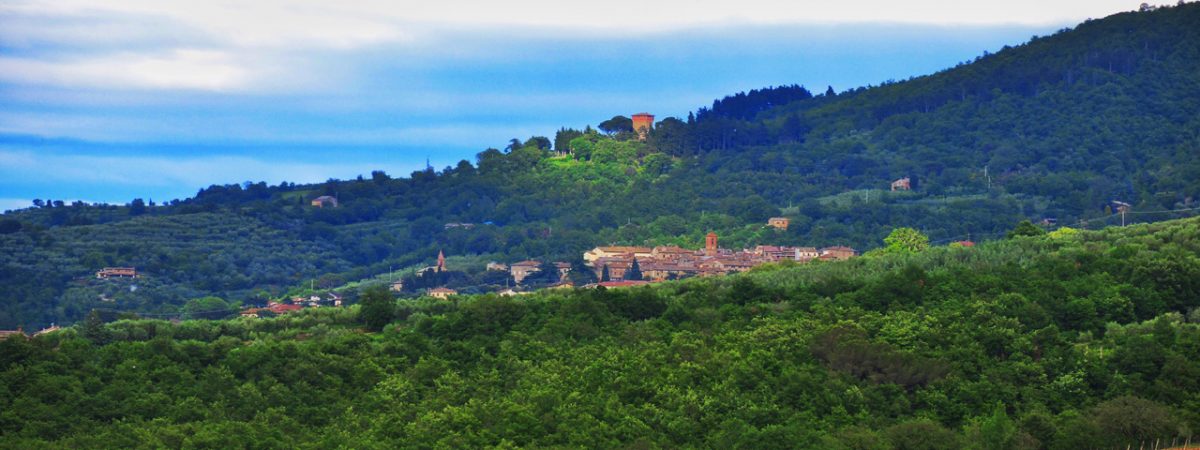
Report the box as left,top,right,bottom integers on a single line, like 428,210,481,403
2,4,1200,328
3,216,1199,448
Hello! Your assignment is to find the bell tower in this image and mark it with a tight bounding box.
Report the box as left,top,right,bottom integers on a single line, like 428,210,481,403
705,232,718,255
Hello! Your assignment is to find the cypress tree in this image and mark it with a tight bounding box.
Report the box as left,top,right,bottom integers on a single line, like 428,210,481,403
626,258,643,281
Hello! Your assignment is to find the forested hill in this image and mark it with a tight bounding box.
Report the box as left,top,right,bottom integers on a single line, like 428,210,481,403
2,216,1199,448
2,3,1199,329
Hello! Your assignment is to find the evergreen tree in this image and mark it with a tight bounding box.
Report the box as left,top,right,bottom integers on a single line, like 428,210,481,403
598,115,633,135
554,128,583,153
601,264,611,282
79,310,109,344
568,259,598,285
625,258,643,281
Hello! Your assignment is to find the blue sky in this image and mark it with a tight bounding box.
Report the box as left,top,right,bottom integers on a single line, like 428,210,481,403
0,1,1141,211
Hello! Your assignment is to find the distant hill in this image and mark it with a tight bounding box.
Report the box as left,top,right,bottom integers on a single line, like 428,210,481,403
2,3,1199,328
3,214,1198,447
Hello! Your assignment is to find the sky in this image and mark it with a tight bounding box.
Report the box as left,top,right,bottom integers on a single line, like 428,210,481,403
0,0,1145,211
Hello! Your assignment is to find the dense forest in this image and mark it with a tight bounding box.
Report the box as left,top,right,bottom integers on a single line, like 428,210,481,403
2,3,1199,329
3,216,1199,448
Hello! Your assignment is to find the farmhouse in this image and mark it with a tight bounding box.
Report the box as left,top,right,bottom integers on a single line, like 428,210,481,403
583,246,653,265
820,246,858,260
509,260,543,284
311,195,338,208
428,287,458,299
96,267,137,279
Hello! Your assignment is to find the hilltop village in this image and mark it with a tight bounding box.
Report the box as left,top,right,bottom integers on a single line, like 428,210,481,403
85,223,860,321
580,231,855,282
394,230,857,300
227,227,859,318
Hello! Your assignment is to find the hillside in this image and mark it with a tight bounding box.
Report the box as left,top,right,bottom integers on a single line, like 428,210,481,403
2,3,1200,328
2,216,1198,448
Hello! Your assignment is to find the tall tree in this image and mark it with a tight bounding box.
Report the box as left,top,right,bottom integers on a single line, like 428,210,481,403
524,136,552,150
598,115,633,135
625,258,643,281
79,310,109,344
554,128,583,153
358,285,395,332
505,138,523,153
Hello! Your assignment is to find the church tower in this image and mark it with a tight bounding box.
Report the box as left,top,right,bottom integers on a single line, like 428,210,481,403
705,232,718,255
436,249,446,272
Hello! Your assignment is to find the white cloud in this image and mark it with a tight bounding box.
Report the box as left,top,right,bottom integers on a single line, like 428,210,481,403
1,0,414,49
4,0,1139,37
1,0,1140,93
0,49,256,91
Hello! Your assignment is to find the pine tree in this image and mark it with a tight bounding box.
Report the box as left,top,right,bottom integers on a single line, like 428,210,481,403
80,310,109,344
601,264,611,282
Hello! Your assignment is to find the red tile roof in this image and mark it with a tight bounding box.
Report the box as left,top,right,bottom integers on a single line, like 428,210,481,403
597,280,651,288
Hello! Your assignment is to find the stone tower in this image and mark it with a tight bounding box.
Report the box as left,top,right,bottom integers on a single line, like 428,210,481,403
632,113,655,140
705,232,718,255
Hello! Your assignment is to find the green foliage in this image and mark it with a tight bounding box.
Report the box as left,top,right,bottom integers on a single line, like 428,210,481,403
181,296,237,320
358,285,394,331
567,259,598,286
3,3,1200,338
1047,226,1079,239
0,219,20,234
2,217,1198,447
1007,220,1046,238
598,115,633,135
879,227,930,255
978,402,1017,450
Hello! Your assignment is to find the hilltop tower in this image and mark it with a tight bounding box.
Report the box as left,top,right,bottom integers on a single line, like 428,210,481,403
632,113,654,140
436,249,446,272
705,232,718,255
